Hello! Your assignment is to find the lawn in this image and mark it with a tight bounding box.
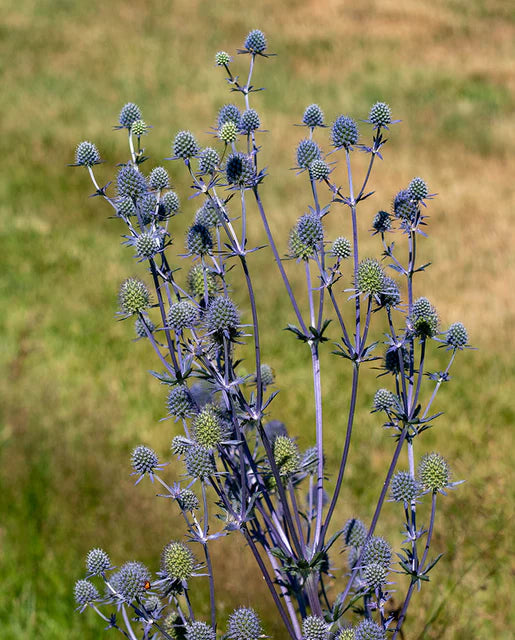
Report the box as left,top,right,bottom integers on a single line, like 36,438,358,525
0,0,514,638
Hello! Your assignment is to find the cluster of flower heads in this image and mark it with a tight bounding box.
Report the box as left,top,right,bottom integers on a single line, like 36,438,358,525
72,26,469,640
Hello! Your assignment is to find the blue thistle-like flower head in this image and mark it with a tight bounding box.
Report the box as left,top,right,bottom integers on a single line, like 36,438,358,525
331,115,359,149
418,452,450,492
355,619,385,640
195,200,222,228
378,276,401,308
117,164,148,200
135,232,161,259
198,147,220,175
391,471,419,503
226,152,255,187
176,488,200,512
186,223,213,256
136,192,158,224
149,166,169,191
296,139,321,169
356,258,386,296
173,130,200,159
205,296,240,339
373,388,397,412
240,108,261,133
227,607,263,640
244,29,267,54
368,102,392,128
75,141,101,167
171,435,191,457
332,236,352,260
86,548,111,576
393,189,418,222
342,518,367,547
384,347,410,375
161,541,195,581
118,278,151,315
135,315,155,339
364,562,388,591
119,102,142,129
218,104,241,129
303,104,324,128
362,536,391,568
273,435,301,476
117,197,136,218
74,579,100,610
302,615,329,640
408,176,429,201
410,296,439,338
192,404,227,449
131,445,165,483
131,119,148,137
446,321,468,349
309,159,331,181
289,227,314,260
372,210,391,234
188,264,217,298
215,51,231,66
116,561,151,603
296,212,323,249
167,385,195,419
219,120,238,144
161,190,180,216
185,445,216,479
168,301,199,332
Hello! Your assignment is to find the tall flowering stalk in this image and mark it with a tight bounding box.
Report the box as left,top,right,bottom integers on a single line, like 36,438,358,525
71,29,468,640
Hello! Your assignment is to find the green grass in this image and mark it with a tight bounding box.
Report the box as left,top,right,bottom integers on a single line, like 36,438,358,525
0,0,514,638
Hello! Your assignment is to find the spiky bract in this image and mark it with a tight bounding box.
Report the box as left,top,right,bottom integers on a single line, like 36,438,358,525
161,541,195,581
296,139,321,169
167,386,194,419
356,258,386,295
75,141,100,167
410,297,439,338
391,471,419,503
331,115,359,148
116,561,151,603
119,278,151,315
418,452,450,492
227,607,263,640
342,518,367,547
117,165,148,200
302,615,329,640
119,103,142,129
303,104,324,128
185,445,216,479
446,322,468,349
354,619,385,640
273,436,301,476
244,29,267,54
149,166,169,191
362,537,391,568
131,445,159,475
173,130,200,159
368,102,392,128
86,548,111,576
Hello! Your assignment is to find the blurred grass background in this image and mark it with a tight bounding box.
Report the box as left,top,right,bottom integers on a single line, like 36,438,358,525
1,0,514,637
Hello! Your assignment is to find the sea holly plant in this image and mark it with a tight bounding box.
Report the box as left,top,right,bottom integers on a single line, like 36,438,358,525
71,29,469,640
